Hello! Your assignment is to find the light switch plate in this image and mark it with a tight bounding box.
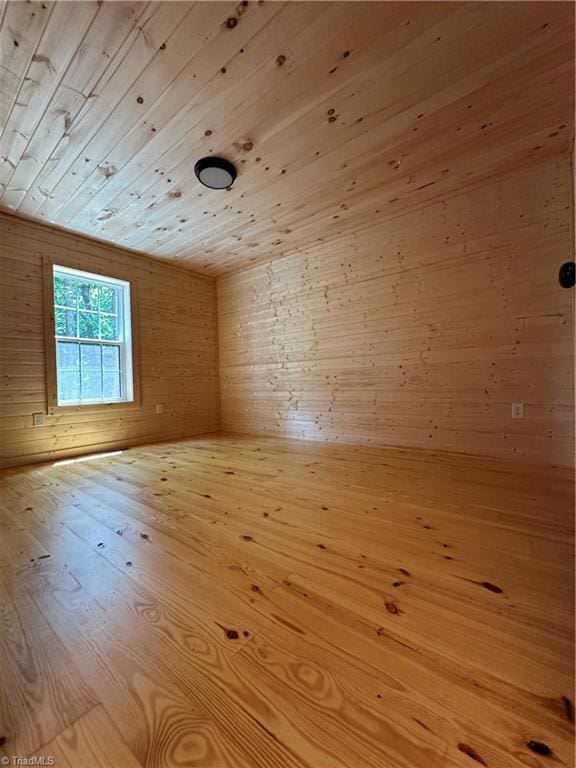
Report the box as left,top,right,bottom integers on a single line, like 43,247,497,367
155,403,164,415
32,412,44,426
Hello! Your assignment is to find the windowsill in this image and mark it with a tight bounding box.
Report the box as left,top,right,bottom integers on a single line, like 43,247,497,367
58,399,133,407
47,399,141,416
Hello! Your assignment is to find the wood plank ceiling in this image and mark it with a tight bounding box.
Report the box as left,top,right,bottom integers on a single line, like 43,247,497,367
0,1,573,276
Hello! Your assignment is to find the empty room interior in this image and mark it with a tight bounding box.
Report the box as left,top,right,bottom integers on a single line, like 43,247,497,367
0,1,575,766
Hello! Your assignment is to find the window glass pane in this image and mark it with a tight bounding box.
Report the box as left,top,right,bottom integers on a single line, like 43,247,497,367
79,311,99,339
102,345,120,371
81,370,102,400
80,344,101,370
55,308,77,337
100,314,120,341
57,341,79,370
100,286,119,314
54,276,78,308
78,284,99,311
103,371,121,400
58,370,80,402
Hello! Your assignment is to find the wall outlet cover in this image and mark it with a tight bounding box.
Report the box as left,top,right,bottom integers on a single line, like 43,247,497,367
511,403,524,419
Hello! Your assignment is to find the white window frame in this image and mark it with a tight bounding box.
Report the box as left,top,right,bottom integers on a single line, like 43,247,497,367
53,265,134,407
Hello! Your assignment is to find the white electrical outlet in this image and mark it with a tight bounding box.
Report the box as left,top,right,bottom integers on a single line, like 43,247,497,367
511,403,524,419
32,412,44,426
155,403,164,415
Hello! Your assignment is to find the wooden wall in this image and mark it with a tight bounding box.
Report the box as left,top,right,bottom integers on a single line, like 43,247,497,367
0,213,220,467
218,156,575,466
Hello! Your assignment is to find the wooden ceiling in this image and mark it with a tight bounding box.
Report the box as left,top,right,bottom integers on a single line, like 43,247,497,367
0,1,573,276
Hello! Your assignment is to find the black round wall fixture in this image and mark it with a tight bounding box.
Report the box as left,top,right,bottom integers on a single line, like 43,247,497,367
558,261,575,288
194,157,237,189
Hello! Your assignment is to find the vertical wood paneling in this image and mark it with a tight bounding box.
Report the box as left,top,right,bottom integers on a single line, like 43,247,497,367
218,156,575,466
0,213,220,467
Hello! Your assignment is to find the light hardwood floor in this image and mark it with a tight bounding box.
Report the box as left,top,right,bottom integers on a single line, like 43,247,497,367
0,436,573,767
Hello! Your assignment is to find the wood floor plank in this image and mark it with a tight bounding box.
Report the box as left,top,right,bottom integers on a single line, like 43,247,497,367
244,574,575,762
9,560,270,768
55,468,288,592
30,705,143,768
0,436,573,767
0,569,96,759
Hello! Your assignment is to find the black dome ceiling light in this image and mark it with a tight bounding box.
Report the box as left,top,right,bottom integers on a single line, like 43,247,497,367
559,261,575,288
194,156,236,189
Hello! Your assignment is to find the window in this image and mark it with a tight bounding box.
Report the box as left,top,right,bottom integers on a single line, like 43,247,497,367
53,265,134,406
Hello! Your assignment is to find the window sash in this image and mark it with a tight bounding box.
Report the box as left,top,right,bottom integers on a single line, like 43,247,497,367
53,266,133,406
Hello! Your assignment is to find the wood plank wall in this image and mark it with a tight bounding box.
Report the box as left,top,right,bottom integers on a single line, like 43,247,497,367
0,214,220,468
218,156,575,467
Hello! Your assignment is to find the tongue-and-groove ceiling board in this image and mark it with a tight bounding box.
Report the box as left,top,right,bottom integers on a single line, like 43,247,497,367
0,1,573,275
